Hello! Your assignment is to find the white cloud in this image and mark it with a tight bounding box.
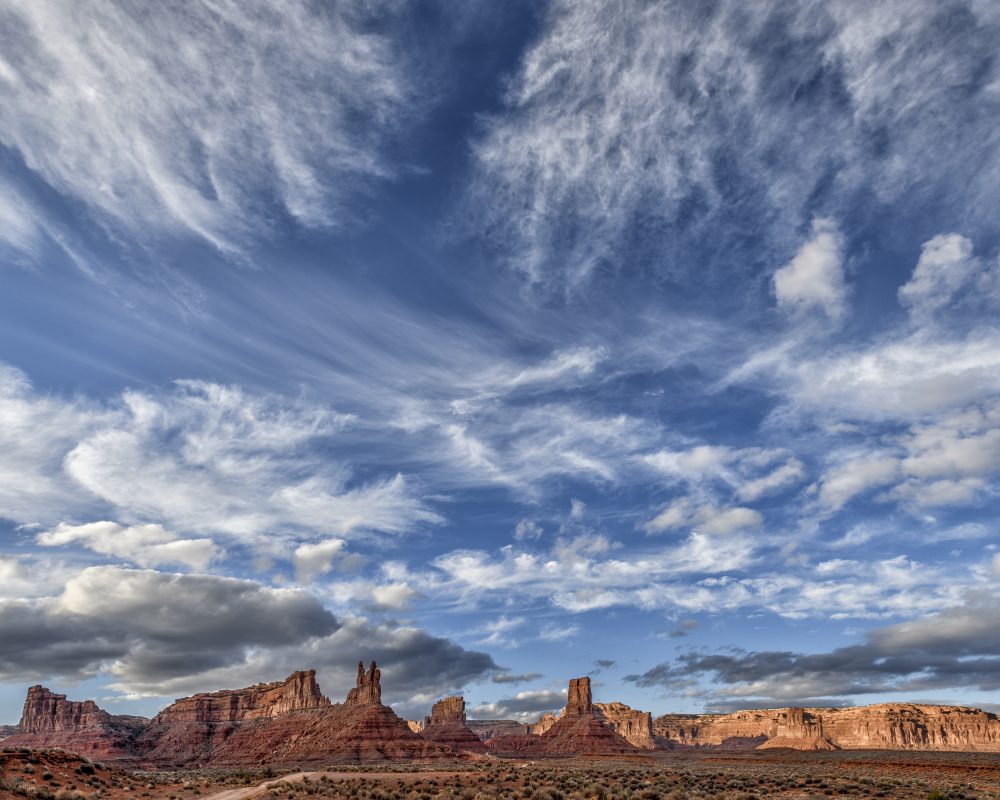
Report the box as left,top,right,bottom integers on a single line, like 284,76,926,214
0,556,25,582
0,367,440,544
467,1,1000,286
293,538,348,583
643,444,805,502
816,454,900,511
0,0,419,252
644,499,763,535
513,519,543,541
897,234,997,321
773,218,847,320
38,521,221,570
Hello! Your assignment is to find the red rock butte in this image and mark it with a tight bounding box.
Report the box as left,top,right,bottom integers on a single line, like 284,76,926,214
6,666,1000,767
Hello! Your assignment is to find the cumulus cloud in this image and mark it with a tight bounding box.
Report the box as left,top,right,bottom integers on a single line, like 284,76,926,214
899,234,1000,321
294,538,349,583
0,0,420,253
773,218,847,320
38,521,221,570
627,591,1000,706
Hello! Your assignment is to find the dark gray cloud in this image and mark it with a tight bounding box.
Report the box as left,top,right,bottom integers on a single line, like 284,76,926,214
594,659,616,669
0,566,498,709
627,593,1000,706
491,671,543,684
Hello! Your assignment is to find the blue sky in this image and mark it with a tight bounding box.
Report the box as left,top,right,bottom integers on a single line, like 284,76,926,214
1,0,999,725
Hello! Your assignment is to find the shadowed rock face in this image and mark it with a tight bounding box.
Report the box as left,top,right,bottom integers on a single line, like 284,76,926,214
655,704,1000,752
566,677,592,715
594,702,656,750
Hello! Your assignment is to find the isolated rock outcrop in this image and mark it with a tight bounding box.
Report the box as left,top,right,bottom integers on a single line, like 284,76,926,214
536,677,636,756
654,704,1000,751
6,686,147,761
420,696,486,753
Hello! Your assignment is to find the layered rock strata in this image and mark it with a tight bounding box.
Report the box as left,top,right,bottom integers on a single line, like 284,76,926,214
594,702,656,749
655,704,1000,751
466,719,527,741
8,663,454,766
6,687,147,761
420,696,486,753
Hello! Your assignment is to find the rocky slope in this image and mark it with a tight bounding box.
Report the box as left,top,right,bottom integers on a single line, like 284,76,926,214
655,704,1000,751
526,697,654,749
489,677,637,757
419,696,486,753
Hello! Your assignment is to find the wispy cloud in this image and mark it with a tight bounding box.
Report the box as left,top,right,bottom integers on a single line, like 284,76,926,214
0,0,420,254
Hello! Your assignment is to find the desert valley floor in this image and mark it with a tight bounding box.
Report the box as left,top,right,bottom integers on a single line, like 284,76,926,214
3,748,1000,800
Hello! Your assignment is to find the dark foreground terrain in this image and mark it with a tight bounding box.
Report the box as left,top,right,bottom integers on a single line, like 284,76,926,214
4,748,1000,800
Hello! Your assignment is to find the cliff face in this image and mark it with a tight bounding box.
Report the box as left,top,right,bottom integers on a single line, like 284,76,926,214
419,696,486,753
654,704,1000,751
594,702,656,749
150,670,329,725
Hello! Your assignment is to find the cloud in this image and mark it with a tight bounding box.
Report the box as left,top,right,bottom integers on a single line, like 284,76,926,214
513,519,543,541
773,218,847,320
538,623,579,642
899,234,1000,321
491,672,543,685
0,0,420,253
642,444,805,502
0,369,440,542
430,530,758,614
0,565,497,707
816,455,899,511
466,0,1000,287
37,521,221,570
644,499,763,536
294,538,348,583
470,689,566,722
626,591,1000,706
0,565,338,684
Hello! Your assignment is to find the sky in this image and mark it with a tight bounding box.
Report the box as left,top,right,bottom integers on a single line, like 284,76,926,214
0,0,999,726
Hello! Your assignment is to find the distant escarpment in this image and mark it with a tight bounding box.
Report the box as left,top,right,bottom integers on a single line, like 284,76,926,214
655,704,1000,751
